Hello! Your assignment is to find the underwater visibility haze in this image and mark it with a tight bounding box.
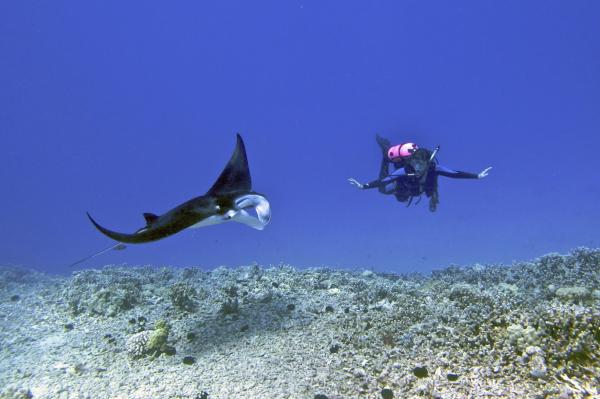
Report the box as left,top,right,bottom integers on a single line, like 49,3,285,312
0,1,600,272
1,2,599,274
0,2,599,397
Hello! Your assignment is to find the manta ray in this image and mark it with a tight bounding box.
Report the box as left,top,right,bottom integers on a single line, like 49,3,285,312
69,134,270,267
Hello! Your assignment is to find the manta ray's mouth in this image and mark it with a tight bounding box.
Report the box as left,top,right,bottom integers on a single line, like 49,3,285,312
235,194,271,226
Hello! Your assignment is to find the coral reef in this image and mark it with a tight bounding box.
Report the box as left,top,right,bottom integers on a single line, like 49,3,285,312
126,320,172,358
126,330,152,358
0,387,32,399
1,248,598,398
168,282,198,313
62,267,160,316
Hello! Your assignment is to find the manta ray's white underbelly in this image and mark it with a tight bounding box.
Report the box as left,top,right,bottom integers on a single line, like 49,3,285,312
188,194,271,231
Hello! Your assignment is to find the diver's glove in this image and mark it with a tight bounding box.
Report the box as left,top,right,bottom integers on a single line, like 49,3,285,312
347,178,365,189
478,167,492,179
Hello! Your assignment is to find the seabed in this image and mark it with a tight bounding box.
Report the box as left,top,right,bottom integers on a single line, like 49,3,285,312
0,248,598,399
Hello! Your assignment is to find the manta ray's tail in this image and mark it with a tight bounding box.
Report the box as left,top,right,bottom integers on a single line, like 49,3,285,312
67,242,126,268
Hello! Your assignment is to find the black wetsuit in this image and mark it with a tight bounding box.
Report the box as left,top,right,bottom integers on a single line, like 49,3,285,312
370,136,480,210
363,157,479,210
364,164,478,191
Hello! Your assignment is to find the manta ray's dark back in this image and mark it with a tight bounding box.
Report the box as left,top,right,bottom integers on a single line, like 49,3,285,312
206,134,252,197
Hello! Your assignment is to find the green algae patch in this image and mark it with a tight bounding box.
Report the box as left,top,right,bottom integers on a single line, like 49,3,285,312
147,320,171,355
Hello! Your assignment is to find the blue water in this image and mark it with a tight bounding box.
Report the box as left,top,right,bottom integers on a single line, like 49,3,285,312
1,1,599,275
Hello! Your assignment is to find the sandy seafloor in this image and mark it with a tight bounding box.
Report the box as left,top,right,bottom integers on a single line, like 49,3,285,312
0,249,598,399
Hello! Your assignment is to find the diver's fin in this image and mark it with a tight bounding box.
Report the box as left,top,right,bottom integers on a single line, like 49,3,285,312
376,134,393,181
67,242,126,268
375,134,392,153
143,213,159,225
206,134,251,196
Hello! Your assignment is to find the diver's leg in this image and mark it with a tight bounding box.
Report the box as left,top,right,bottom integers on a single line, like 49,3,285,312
424,173,439,212
427,178,439,212
429,190,438,212
376,134,392,187
378,158,391,187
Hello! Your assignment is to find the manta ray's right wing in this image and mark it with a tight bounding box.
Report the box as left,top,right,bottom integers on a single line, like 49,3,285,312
206,134,252,196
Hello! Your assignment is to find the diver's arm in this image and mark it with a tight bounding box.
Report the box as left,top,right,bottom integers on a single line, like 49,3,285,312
348,177,382,190
348,178,366,189
435,164,480,179
477,167,492,178
362,180,383,189
349,168,408,189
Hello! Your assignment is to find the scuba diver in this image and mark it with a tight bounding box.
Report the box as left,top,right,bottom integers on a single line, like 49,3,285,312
348,134,492,211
